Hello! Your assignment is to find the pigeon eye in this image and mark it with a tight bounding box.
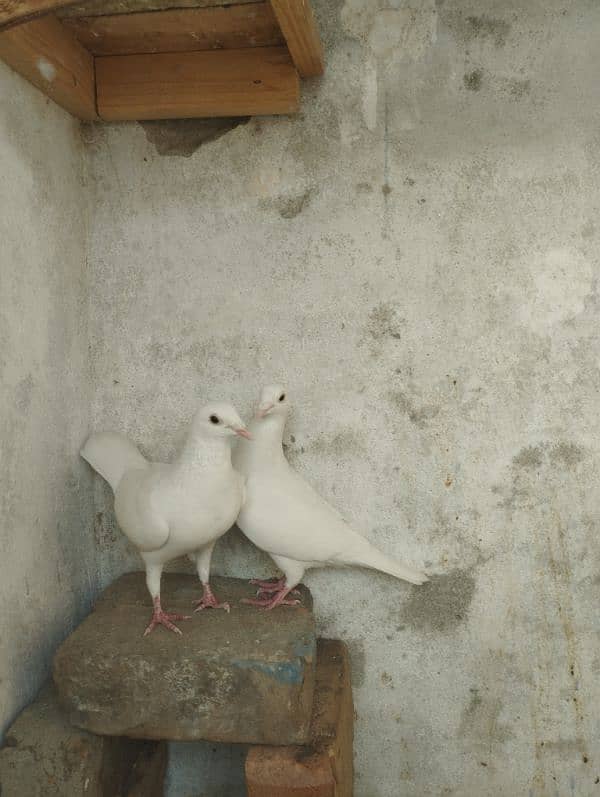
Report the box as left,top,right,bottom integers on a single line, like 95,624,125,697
279,393,285,402
210,415,220,424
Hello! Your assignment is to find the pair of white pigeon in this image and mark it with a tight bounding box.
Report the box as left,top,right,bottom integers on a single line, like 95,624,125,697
81,385,428,635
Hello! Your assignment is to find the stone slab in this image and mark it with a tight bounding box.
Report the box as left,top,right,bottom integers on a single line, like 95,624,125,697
246,639,353,797
0,682,166,797
53,573,316,745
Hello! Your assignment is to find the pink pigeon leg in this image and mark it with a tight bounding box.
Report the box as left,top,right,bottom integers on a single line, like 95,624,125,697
242,585,300,610
144,596,191,636
193,582,230,613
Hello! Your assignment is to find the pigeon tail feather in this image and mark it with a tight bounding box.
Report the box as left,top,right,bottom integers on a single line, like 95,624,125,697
81,431,148,493
340,541,428,585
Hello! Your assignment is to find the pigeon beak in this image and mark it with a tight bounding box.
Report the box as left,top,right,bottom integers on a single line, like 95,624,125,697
256,404,274,419
234,427,252,440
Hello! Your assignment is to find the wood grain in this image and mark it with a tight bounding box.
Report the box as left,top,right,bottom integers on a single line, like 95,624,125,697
0,14,97,118
269,0,323,78
96,45,299,121
0,1,80,30
62,3,283,56
58,0,259,17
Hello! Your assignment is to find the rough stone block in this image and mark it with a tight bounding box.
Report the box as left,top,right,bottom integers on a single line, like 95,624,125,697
53,572,316,745
0,683,166,797
245,639,353,797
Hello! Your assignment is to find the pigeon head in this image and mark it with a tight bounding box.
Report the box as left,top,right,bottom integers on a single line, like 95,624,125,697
256,385,289,419
196,402,252,440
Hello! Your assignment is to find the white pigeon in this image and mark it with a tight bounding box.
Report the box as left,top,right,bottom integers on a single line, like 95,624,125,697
81,402,251,635
233,385,428,609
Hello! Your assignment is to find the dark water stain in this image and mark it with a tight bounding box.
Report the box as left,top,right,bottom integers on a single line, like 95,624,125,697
509,78,531,99
278,188,314,219
356,182,373,193
308,429,366,458
581,220,596,239
346,639,366,688
14,374,34,413
139,118,249,157
397,568,477,632
367,302,404,341
464,15,510,46
512,442,585,471
464,69,484,91
442,11,510,47
460,687,514,745
550,442,584,468
389,391,440,428
492,482,530,512
513,444,544,470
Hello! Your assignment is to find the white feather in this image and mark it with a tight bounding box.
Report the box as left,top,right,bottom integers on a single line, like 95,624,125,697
81,403,247,592
233,387,428,590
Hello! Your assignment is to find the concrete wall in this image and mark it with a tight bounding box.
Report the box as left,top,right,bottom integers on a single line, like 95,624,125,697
83,2,600,794
0,62,97,736
3,0,599,794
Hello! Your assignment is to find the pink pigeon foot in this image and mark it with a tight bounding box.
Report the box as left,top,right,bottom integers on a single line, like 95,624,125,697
250,576,301,598
242,586,300,610
193,583,230,613
250,576,286,591
144,597,191,636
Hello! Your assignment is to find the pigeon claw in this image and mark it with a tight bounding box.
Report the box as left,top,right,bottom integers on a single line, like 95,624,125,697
241,587,301,610
250,576,285,590
250,577,300,598
193,584,230,613
193,599,231,614
143,609,191,637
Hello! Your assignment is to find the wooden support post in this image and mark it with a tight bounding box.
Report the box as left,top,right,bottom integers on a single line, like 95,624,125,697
95,45,299,121
0,14,97,119
269,0,323,78
245,639,354,797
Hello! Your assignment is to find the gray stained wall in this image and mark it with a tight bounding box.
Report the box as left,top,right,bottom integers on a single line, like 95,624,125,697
0,64,97,736
2,0,600,795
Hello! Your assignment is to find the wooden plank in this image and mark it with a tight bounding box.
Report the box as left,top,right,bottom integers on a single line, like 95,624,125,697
58,0,259,17
0,1,80,30
96,46,299,121
0,14,97,118
269,0,323,78
62,3,283,56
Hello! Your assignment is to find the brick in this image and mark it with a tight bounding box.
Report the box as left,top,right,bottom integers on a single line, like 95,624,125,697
245,639,353,797
0,683,166,797
53,573,316,744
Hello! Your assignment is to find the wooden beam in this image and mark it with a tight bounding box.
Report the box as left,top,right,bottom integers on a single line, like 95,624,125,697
62,3,283,56
58,0,259,17
0,1,80,30
95,46,299,121
0,14,97,118
269,0,323,78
